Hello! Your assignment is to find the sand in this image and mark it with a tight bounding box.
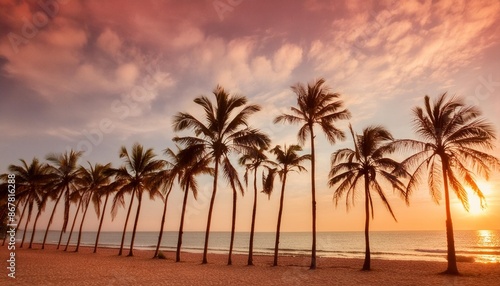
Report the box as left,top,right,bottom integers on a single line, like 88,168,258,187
2,243,499,285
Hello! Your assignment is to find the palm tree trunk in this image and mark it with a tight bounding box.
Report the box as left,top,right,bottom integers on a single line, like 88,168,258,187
273,172,287,266
29,209,42,248
154,185,173,258
3,197,27,246
19,208,32,248
118,191,135,256
362,174,371,271
128,191,143,257
228,185,237,266
42,191,63,249
176,182,190,262
75,199,91,252
247,168,258,266
202,159,219,264
441,158,459,275
94,193,109,253
64,198,82,251
309,126,317,270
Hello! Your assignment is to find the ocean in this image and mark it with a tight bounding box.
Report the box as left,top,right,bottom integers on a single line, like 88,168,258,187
20,229,500,263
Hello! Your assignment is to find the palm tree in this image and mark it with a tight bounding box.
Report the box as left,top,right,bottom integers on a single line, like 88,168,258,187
225,157,244,265
239,145,272,266
3,158,50,248
395,93,499,275
173,85,270,264
42,150,82,250
328,125,408,270
74,163,113,252
29,188,53,249
274,78,351,269
63,189,82,251
175,148,213,262
112,143,164,257
93,172,119,253
152,150,178,259
264,144,310,266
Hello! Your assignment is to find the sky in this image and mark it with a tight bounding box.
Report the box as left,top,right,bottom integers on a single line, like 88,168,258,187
1,0,499,235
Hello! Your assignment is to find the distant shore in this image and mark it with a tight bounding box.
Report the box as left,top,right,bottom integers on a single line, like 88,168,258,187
2,243,499,285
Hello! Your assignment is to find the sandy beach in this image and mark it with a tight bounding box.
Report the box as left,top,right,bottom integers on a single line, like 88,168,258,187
1,243,499,285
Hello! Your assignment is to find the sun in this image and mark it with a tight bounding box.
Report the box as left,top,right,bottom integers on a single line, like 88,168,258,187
467,181,491,215
468,194,485,215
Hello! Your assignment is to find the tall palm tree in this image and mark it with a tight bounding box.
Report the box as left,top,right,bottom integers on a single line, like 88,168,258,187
173,85,270,264
112,144,164,257
328,125,408,270
3,158,50,248
42,150,82,250
152,170,173,259
175,148,213,262
225,157,244,266
264,144,310,266
63,189,82,251
395,93,499,275
274,78,351,269
93,174,119,253
29,187,53,249
74,163,113,252
239,145,271,266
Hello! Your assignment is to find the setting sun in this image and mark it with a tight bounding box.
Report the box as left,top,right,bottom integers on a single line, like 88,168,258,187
467,181,492,215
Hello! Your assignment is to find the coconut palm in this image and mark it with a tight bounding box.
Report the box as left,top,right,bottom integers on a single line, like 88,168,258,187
171,147,214,262
395,93,500,275
2,158,50,248
225,157,244,265
264,144,310,266
274,78,351,269
328,125,408,270
42,150,82,250
73,163,113,252
239,145,272,266
93,174,120,253
29,187,54,249
112,143,164,257
151,171,173,259
63,189,82,251
173,85,270,264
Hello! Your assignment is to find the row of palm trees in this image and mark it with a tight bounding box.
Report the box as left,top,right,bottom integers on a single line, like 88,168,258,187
1,79,498,276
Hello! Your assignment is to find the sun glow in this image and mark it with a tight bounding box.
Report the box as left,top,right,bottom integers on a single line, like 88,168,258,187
466,181,492,215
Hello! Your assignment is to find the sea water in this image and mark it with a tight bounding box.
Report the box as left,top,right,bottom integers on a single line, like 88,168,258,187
20,229,500,263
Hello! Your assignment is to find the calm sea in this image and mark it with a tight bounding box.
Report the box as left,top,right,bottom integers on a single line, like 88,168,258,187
20,230,500,263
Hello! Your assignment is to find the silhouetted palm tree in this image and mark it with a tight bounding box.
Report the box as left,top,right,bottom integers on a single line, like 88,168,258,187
264,144,310,266
173,85,269,264
93,172,119,253
42,150,82,250
151,174,173,258
163,147,214,262
63,189,82,251
113,144,164,257
73,163,113,252
275,78,351,269
328,125,408,270
3,158,50,248
239,145,272,266
225,157,244,265
395,93,500,275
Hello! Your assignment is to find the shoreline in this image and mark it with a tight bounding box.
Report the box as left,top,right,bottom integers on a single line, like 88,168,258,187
2,243,500,285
